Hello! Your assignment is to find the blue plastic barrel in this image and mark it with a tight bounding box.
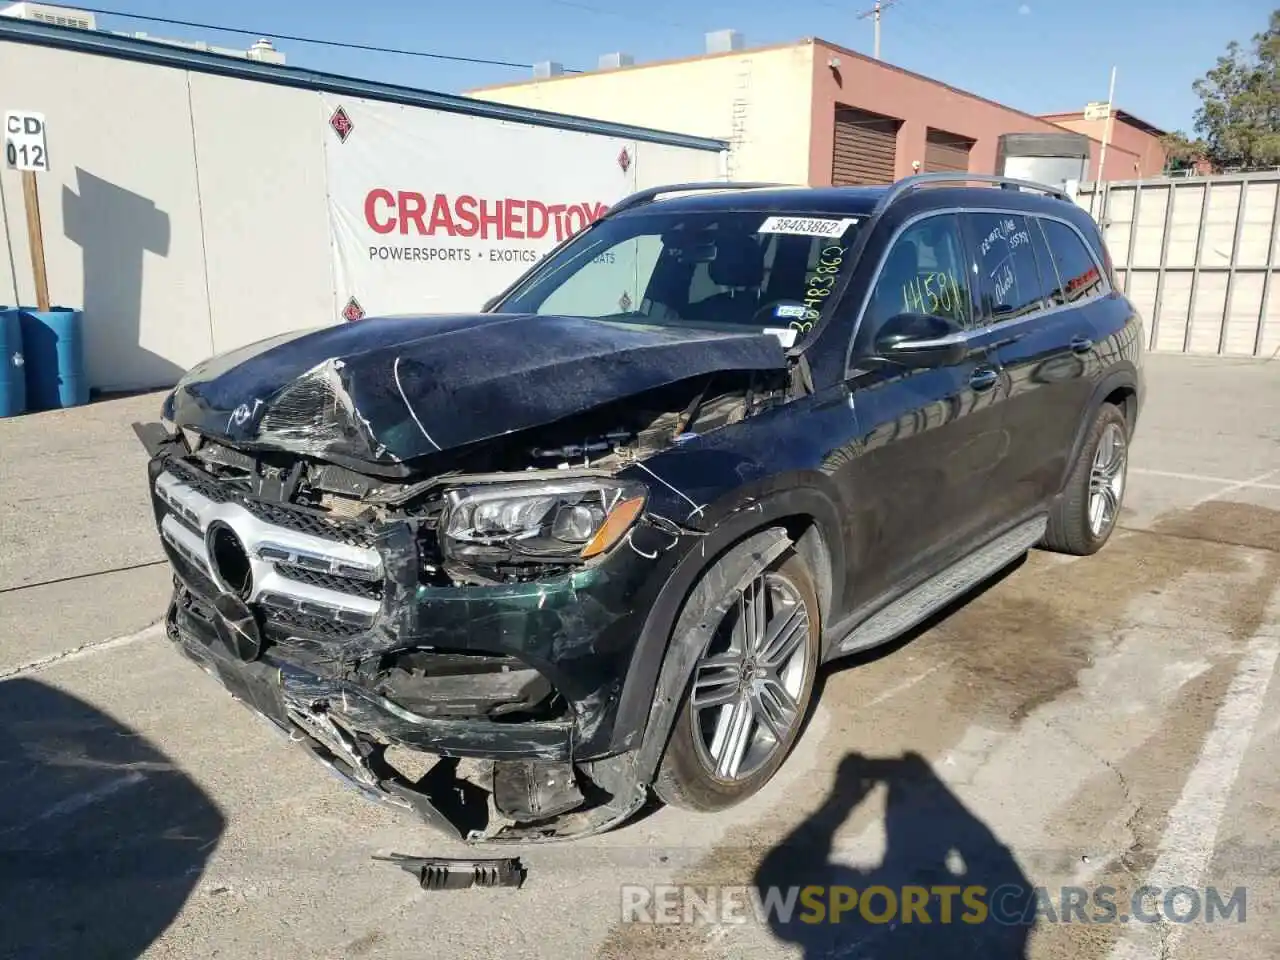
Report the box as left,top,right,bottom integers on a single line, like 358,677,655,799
0,307,26,417
19,307,89,410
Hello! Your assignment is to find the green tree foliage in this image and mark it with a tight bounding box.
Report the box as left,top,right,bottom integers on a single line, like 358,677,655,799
1163,10,1280,171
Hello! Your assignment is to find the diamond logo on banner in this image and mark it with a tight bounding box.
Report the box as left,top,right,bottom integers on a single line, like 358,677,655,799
329,106,355,143
342,297,365,322
617,147,631,173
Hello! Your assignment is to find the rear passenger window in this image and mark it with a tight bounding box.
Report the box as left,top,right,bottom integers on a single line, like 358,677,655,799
863,214,973,336
969,213,1051,323
1027,218,1062,301
1038,218,1106,304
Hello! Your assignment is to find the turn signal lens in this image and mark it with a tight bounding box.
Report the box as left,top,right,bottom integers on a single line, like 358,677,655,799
581,495,646,558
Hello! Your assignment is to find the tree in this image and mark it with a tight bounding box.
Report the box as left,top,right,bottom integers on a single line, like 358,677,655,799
1163,10,1280,172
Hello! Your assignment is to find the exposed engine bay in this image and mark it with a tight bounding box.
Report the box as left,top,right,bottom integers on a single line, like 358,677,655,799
170,369,787,584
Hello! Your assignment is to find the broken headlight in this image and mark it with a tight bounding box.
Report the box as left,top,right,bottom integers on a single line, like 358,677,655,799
441,479,647,564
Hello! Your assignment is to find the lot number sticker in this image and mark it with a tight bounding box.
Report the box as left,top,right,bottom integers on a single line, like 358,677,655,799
758,215,859,238
4,111,49,172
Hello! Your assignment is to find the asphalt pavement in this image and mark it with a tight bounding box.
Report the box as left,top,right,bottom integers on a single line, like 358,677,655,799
0,352,1277,960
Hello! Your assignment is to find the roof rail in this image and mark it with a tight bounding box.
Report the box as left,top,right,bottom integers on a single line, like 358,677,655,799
873,172,1071,213
606,181,789,216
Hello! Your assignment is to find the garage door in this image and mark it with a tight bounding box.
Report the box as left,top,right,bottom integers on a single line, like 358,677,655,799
832,107,900,186
924,127,974,173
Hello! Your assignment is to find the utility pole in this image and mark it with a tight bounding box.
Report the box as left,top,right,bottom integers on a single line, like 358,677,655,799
857,0,899,60
1096,66,1118,182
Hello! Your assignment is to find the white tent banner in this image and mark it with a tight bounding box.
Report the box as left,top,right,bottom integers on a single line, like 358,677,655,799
320,93,639,322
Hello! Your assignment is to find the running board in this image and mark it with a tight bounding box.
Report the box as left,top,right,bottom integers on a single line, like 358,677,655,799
835,516,1048,656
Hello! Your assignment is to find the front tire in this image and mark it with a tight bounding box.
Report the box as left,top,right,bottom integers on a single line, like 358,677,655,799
653,548,821,812
1042,402,1130,556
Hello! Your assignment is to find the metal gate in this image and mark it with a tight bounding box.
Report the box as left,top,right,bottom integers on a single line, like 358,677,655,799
1073,172,1280,357
832,107,900,186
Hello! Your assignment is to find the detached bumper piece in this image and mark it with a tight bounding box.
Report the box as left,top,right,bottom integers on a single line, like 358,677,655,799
375,853,526,891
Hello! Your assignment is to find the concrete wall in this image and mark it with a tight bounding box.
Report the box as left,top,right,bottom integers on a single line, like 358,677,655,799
1042,114,1166,179
469,45,815,184
808,40,1126,184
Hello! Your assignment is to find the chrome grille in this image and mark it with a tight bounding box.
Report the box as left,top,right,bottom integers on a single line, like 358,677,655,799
274,563,383,601
154,470,383,630
166,458,377,547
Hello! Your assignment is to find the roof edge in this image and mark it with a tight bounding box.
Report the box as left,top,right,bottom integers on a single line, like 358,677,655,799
0,17,728,152
1039,109,1169,139
467,39,811,93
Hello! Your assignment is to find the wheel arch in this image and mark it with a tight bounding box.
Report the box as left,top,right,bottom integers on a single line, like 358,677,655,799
605,485,844,772
1058,365,1139,496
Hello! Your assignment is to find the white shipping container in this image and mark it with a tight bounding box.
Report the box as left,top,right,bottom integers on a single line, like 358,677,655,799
0,18,728,391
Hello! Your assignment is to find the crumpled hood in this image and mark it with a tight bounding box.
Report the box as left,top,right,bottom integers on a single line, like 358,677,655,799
163,313,788,468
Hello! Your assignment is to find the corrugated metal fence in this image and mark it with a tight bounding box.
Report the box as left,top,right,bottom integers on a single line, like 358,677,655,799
1074,172,1280,358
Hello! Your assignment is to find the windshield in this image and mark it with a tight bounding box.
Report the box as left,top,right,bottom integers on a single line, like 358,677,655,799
494,208,866,339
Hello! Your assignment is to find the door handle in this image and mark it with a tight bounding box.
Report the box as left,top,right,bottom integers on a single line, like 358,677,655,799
1070,336,1094,354
969,368,999,392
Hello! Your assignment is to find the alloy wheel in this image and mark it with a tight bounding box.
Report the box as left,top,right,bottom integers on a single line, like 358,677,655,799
689,571,812,782
1089,422,1127,537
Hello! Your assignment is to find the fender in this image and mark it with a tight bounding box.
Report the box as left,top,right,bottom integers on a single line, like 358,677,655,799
484,526,795,844
605,483,847,756
1057,363,1140,495
622,525,792,789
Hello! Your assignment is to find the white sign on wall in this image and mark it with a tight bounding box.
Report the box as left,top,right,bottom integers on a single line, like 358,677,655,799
4,110,49,172
321,94,639,322
1083,101,1111,122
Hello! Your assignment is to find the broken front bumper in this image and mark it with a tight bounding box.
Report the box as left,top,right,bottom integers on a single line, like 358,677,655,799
167,595,521,839
145,448,689,841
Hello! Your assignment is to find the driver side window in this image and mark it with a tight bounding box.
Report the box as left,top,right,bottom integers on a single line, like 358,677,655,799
863,214,973,341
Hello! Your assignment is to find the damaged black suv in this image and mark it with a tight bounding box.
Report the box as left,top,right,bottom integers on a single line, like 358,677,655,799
135,173,1144,843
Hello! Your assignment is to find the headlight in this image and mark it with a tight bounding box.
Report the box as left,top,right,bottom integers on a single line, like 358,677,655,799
441,478,647,564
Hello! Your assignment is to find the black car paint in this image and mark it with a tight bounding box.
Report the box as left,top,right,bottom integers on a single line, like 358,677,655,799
161,312,789,470
138,180,1144,842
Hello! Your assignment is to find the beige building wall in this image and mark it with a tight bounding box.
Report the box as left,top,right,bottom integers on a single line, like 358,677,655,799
470,45,815,185
1042,114,1166,179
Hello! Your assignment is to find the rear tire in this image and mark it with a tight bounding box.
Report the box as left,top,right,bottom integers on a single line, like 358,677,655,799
653,548,821,812
1042,402,1129,556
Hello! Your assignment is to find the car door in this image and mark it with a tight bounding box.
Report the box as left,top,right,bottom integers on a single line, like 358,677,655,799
836,211,1012,614
972,211,1104,523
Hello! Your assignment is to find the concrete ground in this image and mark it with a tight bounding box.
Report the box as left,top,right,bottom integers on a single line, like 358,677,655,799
0,352,1276,960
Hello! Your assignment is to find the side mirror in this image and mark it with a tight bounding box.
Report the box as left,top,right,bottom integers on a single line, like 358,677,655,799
873,312,968,368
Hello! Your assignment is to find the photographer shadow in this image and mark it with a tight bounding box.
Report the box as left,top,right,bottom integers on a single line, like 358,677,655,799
755,751,1034,959
0,678,225,959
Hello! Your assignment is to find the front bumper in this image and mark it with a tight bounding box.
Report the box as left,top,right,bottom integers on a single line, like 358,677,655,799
167,593,514,839
145,448,685,840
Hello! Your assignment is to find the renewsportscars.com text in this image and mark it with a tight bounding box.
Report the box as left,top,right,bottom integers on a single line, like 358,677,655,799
620,884,1247,927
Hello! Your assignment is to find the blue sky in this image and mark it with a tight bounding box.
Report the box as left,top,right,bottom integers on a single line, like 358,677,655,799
81,0,1271,133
